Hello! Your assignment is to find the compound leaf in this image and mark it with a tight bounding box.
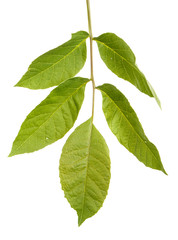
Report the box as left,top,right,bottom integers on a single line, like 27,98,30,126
60,118,111,226
97,84,166,174
15,31,89,89
9,77,90,156
94,33,161,107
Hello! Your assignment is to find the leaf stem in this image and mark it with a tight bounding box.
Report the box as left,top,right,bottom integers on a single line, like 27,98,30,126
86,0,95,121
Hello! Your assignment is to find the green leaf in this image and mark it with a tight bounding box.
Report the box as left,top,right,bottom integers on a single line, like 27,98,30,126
94,33,161,108
59,118,111,226
9,77,90,157
97,84,167,175
15,31,89,89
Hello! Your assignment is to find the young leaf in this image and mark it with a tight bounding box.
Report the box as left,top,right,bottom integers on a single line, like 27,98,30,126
97,84,167,174
9,77,90,157
94,33,161,107
59,118,111,226
15,31,89,89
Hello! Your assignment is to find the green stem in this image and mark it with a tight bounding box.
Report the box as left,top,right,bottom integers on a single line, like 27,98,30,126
86,0,95,121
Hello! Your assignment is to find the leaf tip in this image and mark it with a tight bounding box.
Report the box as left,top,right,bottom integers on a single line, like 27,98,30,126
162,168,168,176
78,221,82,227
14,82,21,88
8,152,13,157
8,148,16,157
78,217,85,227
157,99,162,110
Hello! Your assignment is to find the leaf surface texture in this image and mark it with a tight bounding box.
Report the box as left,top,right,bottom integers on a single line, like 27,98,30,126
60,118,111,226
94,33,160,107
97,84,166,174
15,31,89,89
9,77,89,156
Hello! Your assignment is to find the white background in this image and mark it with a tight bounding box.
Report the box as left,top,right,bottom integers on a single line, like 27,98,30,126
0,0,178,239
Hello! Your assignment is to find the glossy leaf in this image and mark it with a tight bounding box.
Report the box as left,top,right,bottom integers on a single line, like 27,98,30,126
60,118,111,226
15,31,89,89
9,77,90,156
97,84,166,174
94,33,161,107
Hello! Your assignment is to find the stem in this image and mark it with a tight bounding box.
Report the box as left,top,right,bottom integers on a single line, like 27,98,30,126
86,0,95,121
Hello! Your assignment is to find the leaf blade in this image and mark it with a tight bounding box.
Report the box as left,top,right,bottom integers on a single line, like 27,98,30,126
15,31,89,89
97,84,166,174
59,118,111,226
94,33,161,107
9,77,90,156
